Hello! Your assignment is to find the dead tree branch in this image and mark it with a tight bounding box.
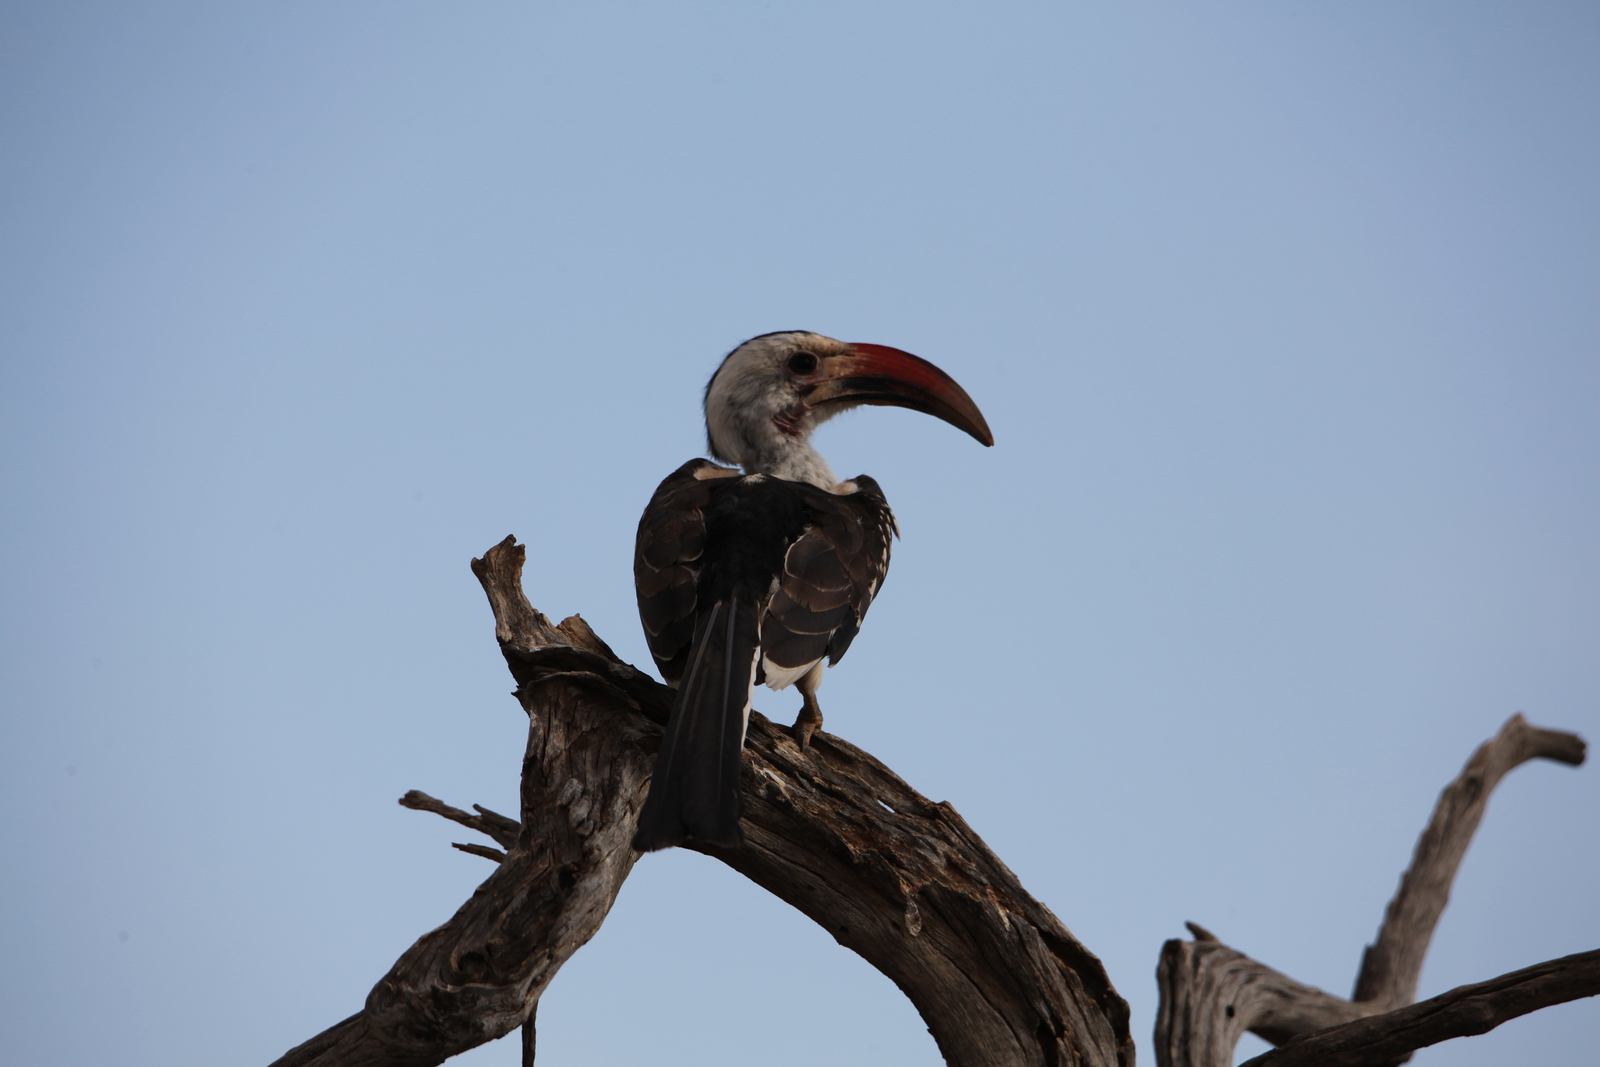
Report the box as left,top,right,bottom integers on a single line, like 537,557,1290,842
1354,716,1585,1008
1153,715,1587,1067
269,537,1132,1067
685,712,1131,1067
266,534,1586,1067
1241,947,1600,1067
268,541,660,1067
399,791,520,852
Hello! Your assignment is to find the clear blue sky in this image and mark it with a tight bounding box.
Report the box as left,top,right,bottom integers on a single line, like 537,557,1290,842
2,4,1596,1065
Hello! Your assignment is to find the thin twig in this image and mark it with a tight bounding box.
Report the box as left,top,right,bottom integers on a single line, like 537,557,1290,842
399,788,520,851
452,842,508,863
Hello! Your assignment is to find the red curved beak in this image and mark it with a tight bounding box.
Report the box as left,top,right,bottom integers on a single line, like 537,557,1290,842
806,343,994,447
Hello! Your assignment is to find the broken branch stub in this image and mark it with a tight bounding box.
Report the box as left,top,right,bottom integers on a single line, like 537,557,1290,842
1155,940,1371,1067
398,790,519,852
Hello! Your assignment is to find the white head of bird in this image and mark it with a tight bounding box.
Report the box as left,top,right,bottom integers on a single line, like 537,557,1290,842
703,330,994,490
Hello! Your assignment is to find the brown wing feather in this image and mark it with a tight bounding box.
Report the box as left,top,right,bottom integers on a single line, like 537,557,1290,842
634,458,739,685
760,477,896,673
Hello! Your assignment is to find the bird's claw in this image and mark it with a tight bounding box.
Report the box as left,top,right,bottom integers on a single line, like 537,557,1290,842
792,705,823,750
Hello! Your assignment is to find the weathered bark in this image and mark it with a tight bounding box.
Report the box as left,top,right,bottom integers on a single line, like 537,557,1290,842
270,537,1132,1067
270,540,659,1067
267,534,1587,1067
1155,929,1371,1064
398,791,519,859
1153,715,1587,1067
688,714,1131,1067
1353,716,1586,1009
1241,948,1600,1067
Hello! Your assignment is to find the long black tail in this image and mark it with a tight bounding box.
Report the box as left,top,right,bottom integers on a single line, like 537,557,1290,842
632,599,761,851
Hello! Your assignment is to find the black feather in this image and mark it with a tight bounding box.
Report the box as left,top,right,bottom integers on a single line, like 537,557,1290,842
632,599,761,851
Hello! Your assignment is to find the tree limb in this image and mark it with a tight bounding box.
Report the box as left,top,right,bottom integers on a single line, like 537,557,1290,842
268,538,658,1067
399,790,519,852
1353,715,1585,1008
1155,938,1374,1066
269,537,1132,1067
1153,715,1586,1067
689,710,1132,1067
1240,948,1600,1067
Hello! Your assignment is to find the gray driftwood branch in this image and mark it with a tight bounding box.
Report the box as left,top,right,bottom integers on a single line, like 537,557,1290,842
268,536,1133,1067
1240,947,1600,1067
1154,714,1587,1067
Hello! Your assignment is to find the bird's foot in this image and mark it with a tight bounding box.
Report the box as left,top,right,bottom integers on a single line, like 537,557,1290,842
792,702,823,751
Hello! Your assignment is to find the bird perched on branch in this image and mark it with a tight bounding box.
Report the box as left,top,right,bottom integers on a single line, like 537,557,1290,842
631,331,992,852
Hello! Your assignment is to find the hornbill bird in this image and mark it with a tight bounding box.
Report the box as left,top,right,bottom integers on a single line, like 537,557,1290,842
631,331,992,852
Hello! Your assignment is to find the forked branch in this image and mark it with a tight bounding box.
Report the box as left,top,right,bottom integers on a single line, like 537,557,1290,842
1243,948,1600,1067
1154,715,1587,1067
269,538,1132,1067
399,790,519,852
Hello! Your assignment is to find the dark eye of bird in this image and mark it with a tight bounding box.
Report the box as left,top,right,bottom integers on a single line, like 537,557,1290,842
787,352,818,375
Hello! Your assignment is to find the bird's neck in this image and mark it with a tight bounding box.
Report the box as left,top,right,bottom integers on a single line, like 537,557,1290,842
745,435,839,490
